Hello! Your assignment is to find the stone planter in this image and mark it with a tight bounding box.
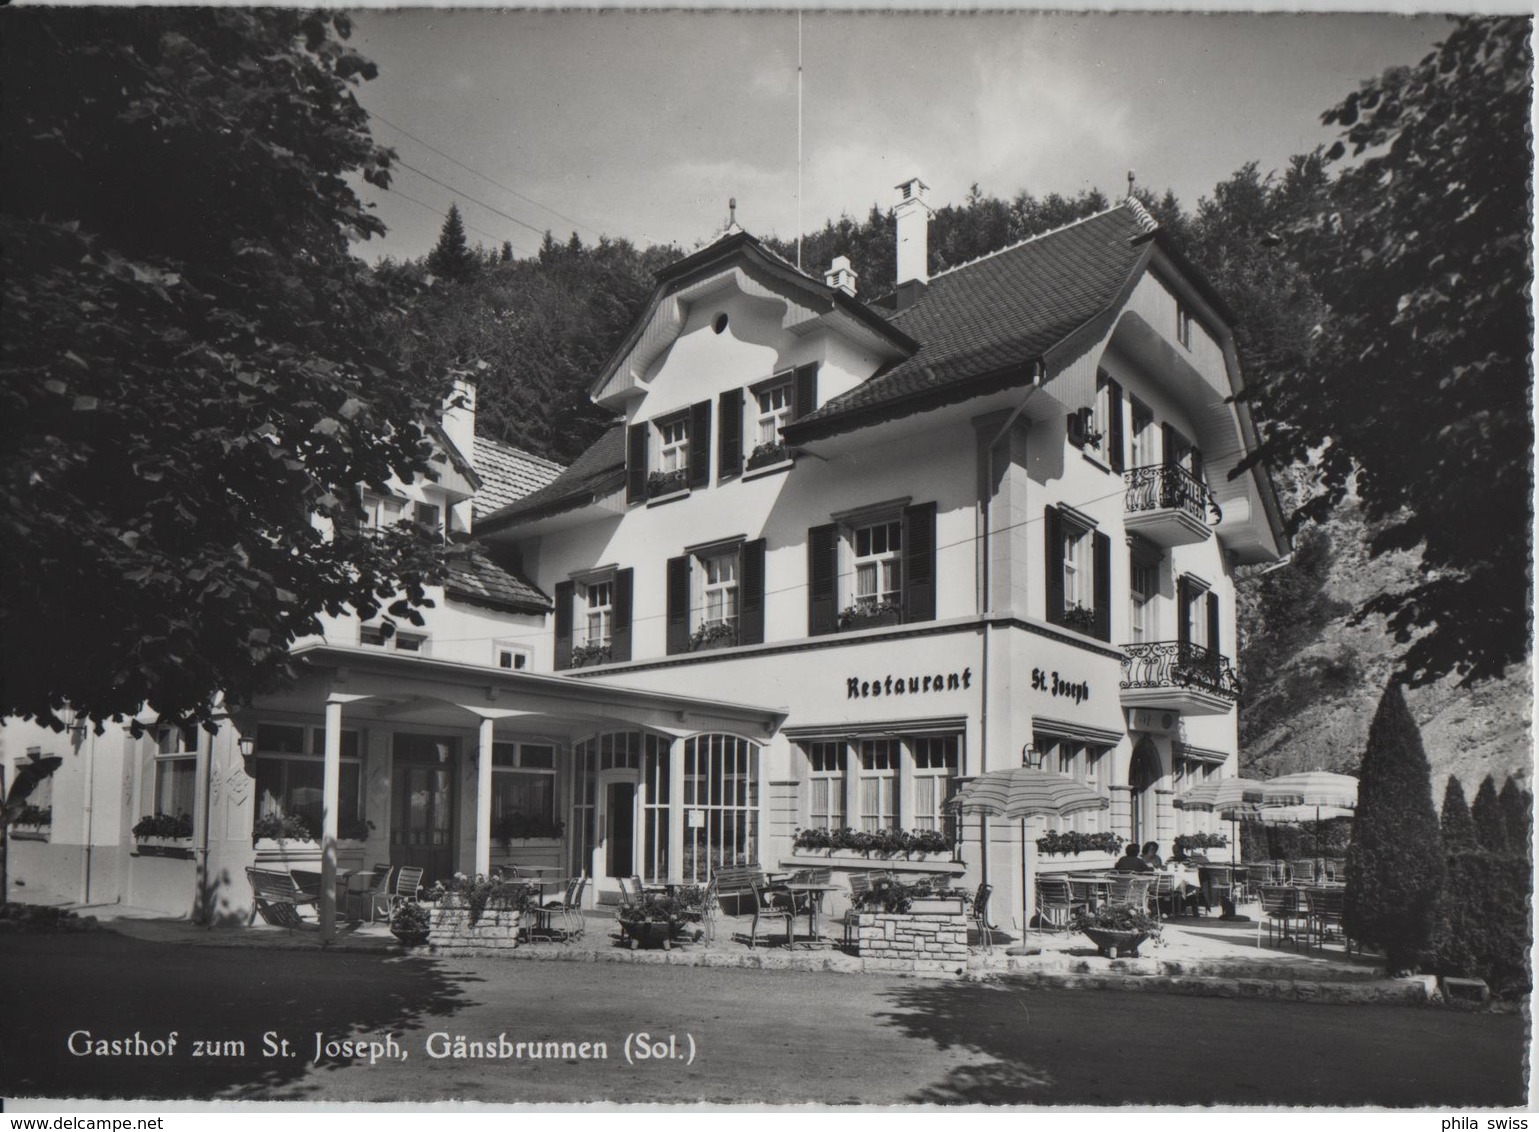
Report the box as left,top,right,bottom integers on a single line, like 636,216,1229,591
429,899,524,955
1083,928,1149,959
853,911,970,970
619,918,688,951
391,927,431,947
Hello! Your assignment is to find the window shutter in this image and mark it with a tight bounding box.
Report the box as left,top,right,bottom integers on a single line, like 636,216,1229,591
1177,576,1195,650
554,581,575,670
1092,530,1112,641
1044,506,1065,625
1190,445,1205,482
1106,377,1125,473
610,568,634,662
902,502,937,624
689,400,712,489
1206,590,1220,656
718,388,743,479
627,423,649,504
739,539,766,645
792,363,818,422
807,523,838,636
1161,423,1178,467
666,555,691,655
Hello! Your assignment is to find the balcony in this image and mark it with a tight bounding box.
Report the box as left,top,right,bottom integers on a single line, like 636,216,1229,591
1123,464,1219,547
1119,641,1241,716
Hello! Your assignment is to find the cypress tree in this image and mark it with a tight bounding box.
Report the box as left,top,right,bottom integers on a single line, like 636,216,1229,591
426,204,478,283
1471,774,1509,854
1343,680,1445,973
1498,778,1531,857
1439,776,1477,852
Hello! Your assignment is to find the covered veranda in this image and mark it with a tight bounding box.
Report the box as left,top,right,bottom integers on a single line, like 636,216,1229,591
229,643,785,943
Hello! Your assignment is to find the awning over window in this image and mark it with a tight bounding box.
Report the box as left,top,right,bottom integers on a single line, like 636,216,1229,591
1031,717,1124,748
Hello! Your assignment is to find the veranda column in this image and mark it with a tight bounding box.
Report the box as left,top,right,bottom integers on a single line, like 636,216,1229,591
475,716,495,876
668,738,685,884
320,698,343,944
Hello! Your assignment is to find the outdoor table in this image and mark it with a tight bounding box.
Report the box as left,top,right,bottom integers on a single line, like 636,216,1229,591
291,868,355,909
778,882,839,948
1067,872,1111,910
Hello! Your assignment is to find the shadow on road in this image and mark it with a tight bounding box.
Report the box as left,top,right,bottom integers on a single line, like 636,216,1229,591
2,931,482,1102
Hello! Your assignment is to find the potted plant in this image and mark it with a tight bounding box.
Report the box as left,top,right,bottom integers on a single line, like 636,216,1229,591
745,441,789,471
838,599,902,631
390,899,433,946
689,620,737,652
1070,903,1162,959
616,890,697,950
646,468,689,499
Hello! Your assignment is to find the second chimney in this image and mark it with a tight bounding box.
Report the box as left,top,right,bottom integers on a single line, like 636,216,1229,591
824,254,858,297
893,176,932,308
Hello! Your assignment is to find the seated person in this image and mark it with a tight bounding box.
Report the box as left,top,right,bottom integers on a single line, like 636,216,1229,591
1112,843,1151,872
1141,841,1164,869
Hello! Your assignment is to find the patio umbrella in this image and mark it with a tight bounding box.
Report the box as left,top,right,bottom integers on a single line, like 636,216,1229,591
1262,771,1359,860
1172,777,1268,864
945,766,1110,943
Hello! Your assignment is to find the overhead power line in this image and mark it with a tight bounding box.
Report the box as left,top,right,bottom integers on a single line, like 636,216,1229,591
394,158,550,240
387,184,516,252
371,111,605,244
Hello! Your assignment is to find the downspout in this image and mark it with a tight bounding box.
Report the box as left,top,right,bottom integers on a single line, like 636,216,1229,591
976,361,1045,912
80,725,95,906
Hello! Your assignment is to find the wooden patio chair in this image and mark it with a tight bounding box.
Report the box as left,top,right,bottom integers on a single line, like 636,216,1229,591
350,864,394,923
712,866,791,948
246,867,319,930
1258,885,1303,949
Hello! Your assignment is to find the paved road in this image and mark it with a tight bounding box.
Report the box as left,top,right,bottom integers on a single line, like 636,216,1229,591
1,933,1527,1107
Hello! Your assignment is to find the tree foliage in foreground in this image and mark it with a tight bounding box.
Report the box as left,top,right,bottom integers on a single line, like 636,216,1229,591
1250,16,1533,687
1344,681,1445,972
2,9,453,732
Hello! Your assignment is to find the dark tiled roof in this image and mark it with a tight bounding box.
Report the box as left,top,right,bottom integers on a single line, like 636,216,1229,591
784,205,1154,441
476,424,627,530
472,435,564,521
444,546,551,613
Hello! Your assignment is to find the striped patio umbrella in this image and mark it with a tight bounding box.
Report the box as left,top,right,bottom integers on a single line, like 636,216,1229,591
1173,777,1268,864
946,766,1111,820
1262,771,1359,809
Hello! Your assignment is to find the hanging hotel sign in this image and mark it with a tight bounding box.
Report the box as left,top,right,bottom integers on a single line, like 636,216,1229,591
847,668,972,700
1030,667,1092,705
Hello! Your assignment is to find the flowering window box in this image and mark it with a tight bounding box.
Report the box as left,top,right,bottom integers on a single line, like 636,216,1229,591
134,836,196,860
745,442,791,473
569,643,613,669
689,621,737,652
837,601,903,631
646,469,689,501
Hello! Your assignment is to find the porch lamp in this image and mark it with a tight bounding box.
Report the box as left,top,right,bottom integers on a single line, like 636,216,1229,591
237,736,258,759
1022,743,1046,769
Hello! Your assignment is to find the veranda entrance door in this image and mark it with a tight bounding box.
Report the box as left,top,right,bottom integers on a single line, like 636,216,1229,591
592,770,642,899
391,734,457,885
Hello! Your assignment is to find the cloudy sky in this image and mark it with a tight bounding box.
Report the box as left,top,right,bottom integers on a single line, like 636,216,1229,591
347,10,1451,263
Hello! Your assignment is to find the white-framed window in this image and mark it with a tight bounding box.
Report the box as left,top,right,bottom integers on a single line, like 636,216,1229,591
152,724,200,821
253,722,363,835
911,736,959,834
1091,372,1115,463
755,380,793,448
360,624,429,653
852,518,903,610
658,415,690,474
1130,400,1155,468
491,741,559,840
857,739,898,832
494,642,531,671
1034,734,1111,833
581,577,614,648
361,492,406,533
1176,302,1194,349
1131,558,1159,643
700,549,738,629
806,741,845,830
1062,518,1094,614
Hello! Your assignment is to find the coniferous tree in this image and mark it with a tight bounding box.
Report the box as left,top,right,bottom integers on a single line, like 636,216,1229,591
1471,774,1510,854
1498,778,1532,857
1343,680,1445,973
426,204,478,283
1440,776,1478,853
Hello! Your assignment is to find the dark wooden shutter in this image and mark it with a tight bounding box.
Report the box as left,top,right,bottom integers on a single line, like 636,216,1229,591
902,502,937,624
688,400,712,490
718,388,743,479
1190,445,1205,482
1177,576,1195,650
792,363,818,421
666,555,691,655
627,423,649,504
807,523,838,636
1206,590,1221,655
1106,377,1125,473
1044,506,1064,626
739,539,766,645
1092,530,1112,641
610,568,634,662
1162,423,1178,467
553,581,575,670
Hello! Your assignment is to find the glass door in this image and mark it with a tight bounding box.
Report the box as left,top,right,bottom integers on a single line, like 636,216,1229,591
390,734,457,885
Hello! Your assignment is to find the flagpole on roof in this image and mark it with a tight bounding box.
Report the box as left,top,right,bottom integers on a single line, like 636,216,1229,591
796,10,804,271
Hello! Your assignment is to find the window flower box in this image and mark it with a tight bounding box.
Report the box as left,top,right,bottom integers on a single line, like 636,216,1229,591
1061,604,1097,634
134,836,196,860
792,827,955,858
646,469,689,500
569,642,612,669
745,441,790,472
689,620,737,652
838,600,903,631
492,815,565,846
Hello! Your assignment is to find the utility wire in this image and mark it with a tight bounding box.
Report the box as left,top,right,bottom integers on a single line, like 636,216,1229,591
395,157,550,240
387,184,514,251
371,111,606,244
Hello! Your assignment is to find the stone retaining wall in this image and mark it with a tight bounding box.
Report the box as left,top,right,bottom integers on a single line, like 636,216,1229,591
854,911,969,970
430,902,523,955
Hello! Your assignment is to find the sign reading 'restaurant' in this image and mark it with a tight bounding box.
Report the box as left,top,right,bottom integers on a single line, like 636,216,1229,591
847,669,972,699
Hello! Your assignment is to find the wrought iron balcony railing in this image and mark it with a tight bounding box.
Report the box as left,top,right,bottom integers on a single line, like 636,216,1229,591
1120,641,1242,701
1123,464,1221,525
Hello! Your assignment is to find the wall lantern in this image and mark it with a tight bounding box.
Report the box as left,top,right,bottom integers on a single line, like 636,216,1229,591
1022,743,1046,770
237,736,258,759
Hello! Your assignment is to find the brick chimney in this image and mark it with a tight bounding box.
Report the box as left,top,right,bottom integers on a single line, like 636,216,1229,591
893,176,932,309
823,254,858,297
